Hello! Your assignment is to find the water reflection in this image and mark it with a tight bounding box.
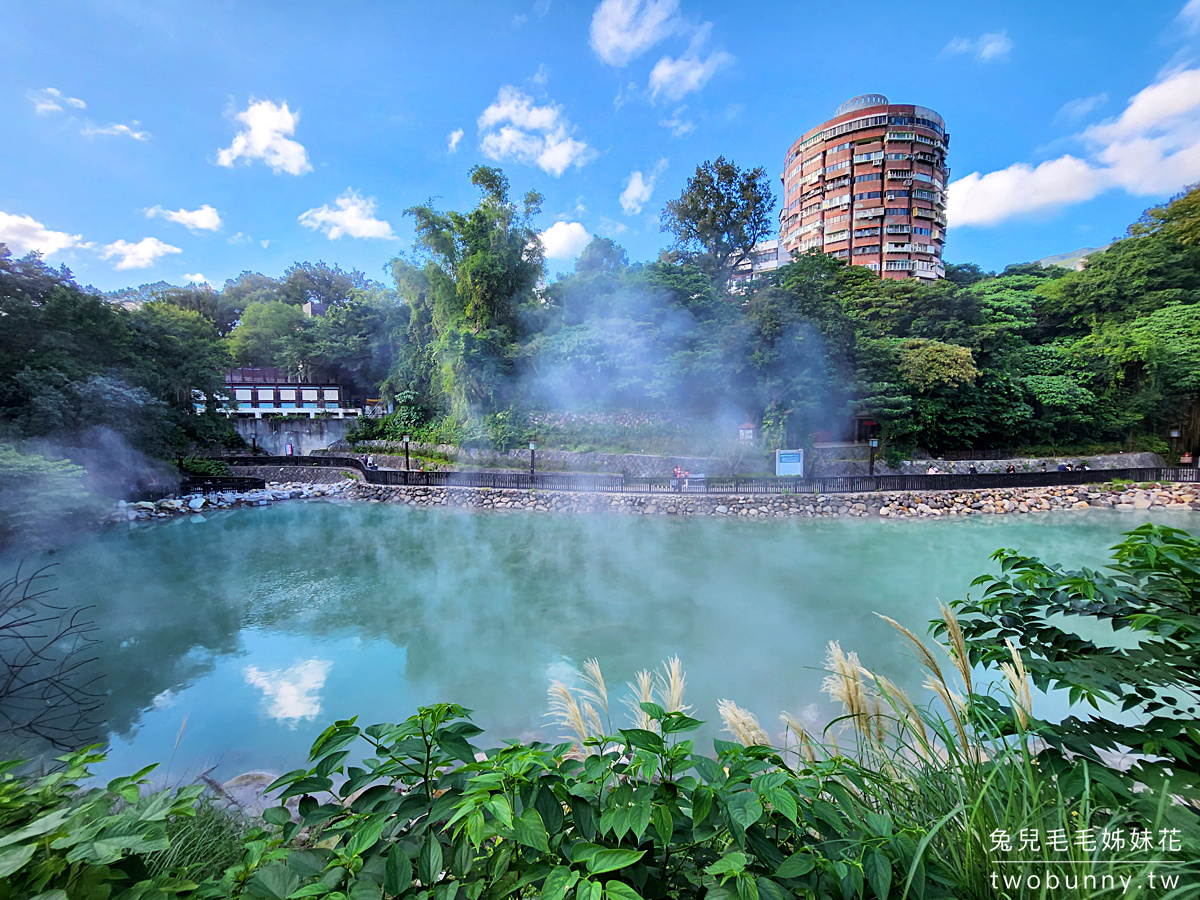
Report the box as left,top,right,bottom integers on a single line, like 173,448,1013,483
0,501,1171,778
243,659,333,724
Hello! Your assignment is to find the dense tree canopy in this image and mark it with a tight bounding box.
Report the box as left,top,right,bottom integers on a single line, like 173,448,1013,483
3,166,1198,467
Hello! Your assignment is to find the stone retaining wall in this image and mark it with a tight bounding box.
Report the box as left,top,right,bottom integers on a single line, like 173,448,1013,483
342,482,1199,519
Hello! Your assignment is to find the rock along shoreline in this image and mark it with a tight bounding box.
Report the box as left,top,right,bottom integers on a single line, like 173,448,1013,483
111,479,1200,524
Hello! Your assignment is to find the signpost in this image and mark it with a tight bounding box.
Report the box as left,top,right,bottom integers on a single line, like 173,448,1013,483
776,449,804,477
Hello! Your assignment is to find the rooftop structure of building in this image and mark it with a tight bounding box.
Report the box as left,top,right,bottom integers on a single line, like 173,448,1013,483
779,94,949,280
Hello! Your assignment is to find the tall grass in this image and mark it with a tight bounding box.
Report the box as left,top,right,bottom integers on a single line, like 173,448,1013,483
554,613,1197,900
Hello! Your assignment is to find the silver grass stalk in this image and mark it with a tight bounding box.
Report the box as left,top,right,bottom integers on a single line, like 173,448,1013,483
999,639,1032,730
579,658,610,723
622,669,655,730
939,603,973,696
717,699,770,747
821,641,873,740
547,681,594,757
779,713,819,763
876,614,947,685
654,656,691,714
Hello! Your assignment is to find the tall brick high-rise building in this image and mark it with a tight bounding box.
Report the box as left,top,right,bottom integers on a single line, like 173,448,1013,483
778,95,949,280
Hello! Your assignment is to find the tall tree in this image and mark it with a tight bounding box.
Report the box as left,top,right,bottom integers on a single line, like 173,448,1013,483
661,156,776,283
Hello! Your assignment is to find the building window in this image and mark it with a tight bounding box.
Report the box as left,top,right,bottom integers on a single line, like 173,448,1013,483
886,190,910,199
913,226,931,236
885,208,908,217
853,244,880,255
853,150,884,163
854,227,881,237
854,190,882,200
854,173,881,183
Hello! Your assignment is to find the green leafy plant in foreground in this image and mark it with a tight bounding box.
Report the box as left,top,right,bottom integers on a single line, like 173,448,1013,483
0,747,204,900
221,700,942,900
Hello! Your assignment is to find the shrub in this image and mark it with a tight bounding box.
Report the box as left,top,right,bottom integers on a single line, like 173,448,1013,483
0,747,205,900
180,456,230,477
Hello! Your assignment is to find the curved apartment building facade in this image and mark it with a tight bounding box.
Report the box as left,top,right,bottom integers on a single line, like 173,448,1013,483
779,95,948,280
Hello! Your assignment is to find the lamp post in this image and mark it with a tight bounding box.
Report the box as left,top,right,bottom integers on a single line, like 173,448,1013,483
529,441,537,479
403,434,411,471
1170,427,1182,462
869,437,880,476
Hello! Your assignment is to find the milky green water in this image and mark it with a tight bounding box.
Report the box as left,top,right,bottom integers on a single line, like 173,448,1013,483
3,501,1181,780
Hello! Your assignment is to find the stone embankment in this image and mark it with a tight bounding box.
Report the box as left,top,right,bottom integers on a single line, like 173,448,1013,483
111,480,354,522
342,482,1199,518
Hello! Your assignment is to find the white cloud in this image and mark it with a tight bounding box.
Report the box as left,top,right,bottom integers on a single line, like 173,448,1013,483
183,273,208,284
947,157,1105,227
943,30,1012,62
662,106,700,139
261,239,270,248
1179,0,1200,33
1056,93,1108,122
949,65,1200,226
532,64,549,85
540,221,591,259
447,127,464,153
100,237,182,270
649,50,732,102
243,659,332,724
217,99,311,176
0,211,85,256
146,204,223,232
228,231,252,244
619,158,668,215
29,87,86,115
477,86,594,176
82,121,150,140
598,216,629,235
299,189,395,240
590,0,681,66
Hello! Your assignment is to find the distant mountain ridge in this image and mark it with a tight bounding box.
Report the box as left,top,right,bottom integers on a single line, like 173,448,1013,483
1037,244,1110,270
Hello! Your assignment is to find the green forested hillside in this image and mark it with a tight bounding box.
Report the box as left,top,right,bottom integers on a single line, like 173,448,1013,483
3,166,1198,462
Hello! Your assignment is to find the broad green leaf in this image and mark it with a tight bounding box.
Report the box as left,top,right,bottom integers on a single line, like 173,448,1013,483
735,873,758,900
618,729,665,753
244,863,302,900
384,846,412,895
604,882,643,900
866,812,893,839
263,806,292,826
576,879,602,900
513,808,550,853
755,876,788,900
418,835,444,884
651,805,673,843
541,865,579,900
0,842,36,878
0,808,72,847
660,714,704,735
725,792,763,831
451,837,474,878
585,848,646,875
865,849,892,900
775,851,816,879
346,817,387,858
705,852,747,877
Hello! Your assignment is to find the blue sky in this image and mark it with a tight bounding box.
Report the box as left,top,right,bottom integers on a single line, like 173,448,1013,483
4,0,1200,291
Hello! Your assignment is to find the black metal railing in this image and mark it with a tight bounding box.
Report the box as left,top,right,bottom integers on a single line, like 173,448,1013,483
214,456,1198,495
181,475,267,494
